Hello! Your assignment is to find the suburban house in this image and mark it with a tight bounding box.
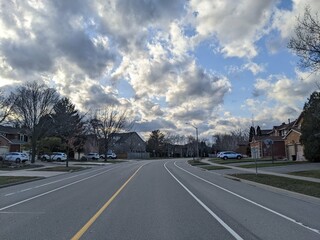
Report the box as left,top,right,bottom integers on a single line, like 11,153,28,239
0,125,29,154
108,132,148,159
250,121,295,159
250,135,286,159
250,114,307,161
284,114,305,161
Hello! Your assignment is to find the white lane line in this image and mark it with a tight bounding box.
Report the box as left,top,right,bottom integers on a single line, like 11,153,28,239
174,161,320,235
3,165,118,197
164,162,243,240
0,165,123,211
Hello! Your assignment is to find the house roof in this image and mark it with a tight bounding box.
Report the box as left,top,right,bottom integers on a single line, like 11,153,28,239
111,132,145,143
273,120,295,131
260,129,273,135
284,128,302,139
0,125,28,134
252,135,284,142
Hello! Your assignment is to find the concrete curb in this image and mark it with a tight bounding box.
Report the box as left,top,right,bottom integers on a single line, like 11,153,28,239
224,174,320,205
196,158,320,203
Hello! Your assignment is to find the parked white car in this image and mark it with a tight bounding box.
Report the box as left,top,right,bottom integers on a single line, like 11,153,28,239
4,152,29,163
41,152,67,161
100,151,117,159
219,151,242,160
107,151,117,159
85,153,99,160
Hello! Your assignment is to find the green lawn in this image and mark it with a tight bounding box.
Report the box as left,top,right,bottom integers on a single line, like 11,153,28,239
188,160,209,166
232,173,320,198
239,161,306,168
201,165,230,170
0,163,44,171
0,176,41,186
34,166,86,172
209,158,255,164
289,170,320,179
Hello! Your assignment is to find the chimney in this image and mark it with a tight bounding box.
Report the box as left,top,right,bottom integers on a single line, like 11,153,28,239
288,119,290,124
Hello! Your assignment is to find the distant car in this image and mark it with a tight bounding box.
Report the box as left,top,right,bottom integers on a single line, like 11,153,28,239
107,152,117,159
41,152,67,161
85,153,99,160
4,152,29,163
100,151,117,159
219,151,242,160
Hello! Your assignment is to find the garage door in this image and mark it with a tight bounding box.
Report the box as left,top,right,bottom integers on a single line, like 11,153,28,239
0,146,9,159
296,144,305,161
287,145,295,160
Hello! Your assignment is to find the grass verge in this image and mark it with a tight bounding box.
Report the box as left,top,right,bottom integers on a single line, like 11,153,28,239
0,163,44,171
239,161,306,168
34,166,86,172
188,160,209,166
201,165,230,170
209,159,255,164
0,176,41,187
289,170,320,179
232,173,320,198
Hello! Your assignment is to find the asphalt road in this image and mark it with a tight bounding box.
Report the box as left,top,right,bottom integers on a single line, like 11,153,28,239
0,159,319,240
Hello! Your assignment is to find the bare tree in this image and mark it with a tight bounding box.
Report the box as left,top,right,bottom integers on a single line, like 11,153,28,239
89,107,132,159
0,90,14,124
288,6,320,72
10,81,59,163
213,128,249,152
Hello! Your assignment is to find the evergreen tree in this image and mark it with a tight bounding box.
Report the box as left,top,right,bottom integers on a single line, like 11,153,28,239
300,91,320,162
256,126,262,136
249,126,255,142
146,130,165,157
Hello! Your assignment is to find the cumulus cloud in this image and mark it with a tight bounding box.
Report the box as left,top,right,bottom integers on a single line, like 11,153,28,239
188,0,277,58
272,0,320,39
0,0,317,139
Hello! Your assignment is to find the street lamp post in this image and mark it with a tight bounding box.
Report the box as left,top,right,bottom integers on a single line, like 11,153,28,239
186,123,199,160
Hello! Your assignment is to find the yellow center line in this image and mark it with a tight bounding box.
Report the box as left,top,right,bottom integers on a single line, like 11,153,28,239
71,165,144,240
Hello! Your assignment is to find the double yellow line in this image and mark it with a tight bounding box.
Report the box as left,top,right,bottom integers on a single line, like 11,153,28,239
71,165,143,240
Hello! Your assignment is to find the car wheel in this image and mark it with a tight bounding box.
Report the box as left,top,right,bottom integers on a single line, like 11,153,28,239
237,155,242,159
57,158,61,161
16,158,21,163
223,156,228,160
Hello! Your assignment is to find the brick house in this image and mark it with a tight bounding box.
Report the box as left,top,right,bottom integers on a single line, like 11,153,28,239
0,125,30,154
284,114,305,161
250,135,286,159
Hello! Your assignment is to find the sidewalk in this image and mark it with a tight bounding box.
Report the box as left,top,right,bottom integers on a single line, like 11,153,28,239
201,159,320,183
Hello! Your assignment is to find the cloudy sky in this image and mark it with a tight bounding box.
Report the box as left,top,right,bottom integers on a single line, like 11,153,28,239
1,0,320,141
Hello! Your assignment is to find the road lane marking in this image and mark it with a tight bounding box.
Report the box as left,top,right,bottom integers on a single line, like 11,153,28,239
0,166,122,211
3,165,118,197
174,161,320,235
164,162,243,240
71,165,144,240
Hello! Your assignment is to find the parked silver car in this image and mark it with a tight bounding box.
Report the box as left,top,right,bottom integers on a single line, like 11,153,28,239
41,152,67,161
85,153,99,160
219,151,242,160
4,152,29,163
